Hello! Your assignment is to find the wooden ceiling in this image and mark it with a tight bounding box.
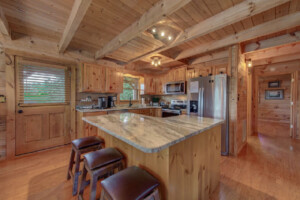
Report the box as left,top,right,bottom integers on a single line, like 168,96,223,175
0,0,300,73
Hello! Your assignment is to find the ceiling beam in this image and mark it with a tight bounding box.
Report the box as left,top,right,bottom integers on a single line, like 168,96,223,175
252,52,300,66
244,31,300,53
190,50,228,65
127,0,291,63
245,42,300,61
0,7,10,39
175,12,300,60
58,0,92,53
95,0,191,60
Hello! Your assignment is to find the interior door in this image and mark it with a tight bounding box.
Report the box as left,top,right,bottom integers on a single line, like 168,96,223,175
16,106,70,155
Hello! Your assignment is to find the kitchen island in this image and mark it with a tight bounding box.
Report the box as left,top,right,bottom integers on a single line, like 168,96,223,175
83,113,223,200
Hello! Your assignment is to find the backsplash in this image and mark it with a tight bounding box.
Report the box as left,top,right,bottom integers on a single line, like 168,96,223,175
76,93,117,106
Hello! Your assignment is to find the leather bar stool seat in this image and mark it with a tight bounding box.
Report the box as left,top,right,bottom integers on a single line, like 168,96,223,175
100,166,160,200
67,136,104,196
72,136,103,150
85,147,124,170
78,148,124,200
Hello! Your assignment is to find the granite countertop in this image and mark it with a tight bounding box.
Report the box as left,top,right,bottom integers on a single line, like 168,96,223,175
82,113,224,153
76,105,161,113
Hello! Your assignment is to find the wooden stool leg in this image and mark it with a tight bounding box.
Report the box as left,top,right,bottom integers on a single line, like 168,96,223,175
72,152,81,196
89,175,98,200
78,164,88,199
67,149,75,180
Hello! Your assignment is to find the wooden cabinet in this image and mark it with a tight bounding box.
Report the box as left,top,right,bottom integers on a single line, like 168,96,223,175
105,67,123,93
144,75,156,95
77,111,107,138
195,66,212,77
166,70,175,83
186,69,195,80
154,76,164,95
174,67,186,81
80,63,106,92
213,65,227,75
79,63,123,93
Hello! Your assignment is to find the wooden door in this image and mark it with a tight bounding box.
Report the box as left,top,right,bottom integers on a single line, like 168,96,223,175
16,106,70,155
82,63,106,92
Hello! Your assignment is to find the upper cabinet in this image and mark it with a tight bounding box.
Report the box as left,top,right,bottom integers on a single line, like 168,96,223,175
144,75,156,95
173,67,186,82
105,67,123,93
154,76,164,95
78,63,123,93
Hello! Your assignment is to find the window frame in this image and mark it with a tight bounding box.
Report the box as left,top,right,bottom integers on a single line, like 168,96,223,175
119,74,143,102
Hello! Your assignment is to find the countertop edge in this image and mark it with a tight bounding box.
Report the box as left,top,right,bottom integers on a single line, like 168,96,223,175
82,116,224,153
77,106,161,113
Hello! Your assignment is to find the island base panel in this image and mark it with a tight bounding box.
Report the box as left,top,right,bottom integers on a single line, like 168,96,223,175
97,125,221,200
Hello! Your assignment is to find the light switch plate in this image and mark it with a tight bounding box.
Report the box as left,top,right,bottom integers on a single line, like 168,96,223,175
0,95,6,103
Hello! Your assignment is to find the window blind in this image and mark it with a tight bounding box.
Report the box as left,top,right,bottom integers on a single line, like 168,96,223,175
18,65,71,105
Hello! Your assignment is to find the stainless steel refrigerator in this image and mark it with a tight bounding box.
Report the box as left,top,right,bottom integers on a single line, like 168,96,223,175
187,74,229,156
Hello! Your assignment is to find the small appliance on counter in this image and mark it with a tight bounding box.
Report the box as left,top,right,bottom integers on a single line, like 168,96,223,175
162,99,187,118
107,96,117,108
97,97,108,109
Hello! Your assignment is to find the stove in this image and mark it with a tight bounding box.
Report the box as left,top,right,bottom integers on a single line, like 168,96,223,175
162,100,187,117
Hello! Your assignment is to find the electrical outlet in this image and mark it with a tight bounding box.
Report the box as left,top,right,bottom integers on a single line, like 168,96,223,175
0,95,6,103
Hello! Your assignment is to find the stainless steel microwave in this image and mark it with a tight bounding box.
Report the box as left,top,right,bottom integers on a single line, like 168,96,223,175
164,81,185,95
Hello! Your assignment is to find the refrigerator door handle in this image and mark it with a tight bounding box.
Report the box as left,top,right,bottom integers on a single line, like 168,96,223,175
198,87,204,117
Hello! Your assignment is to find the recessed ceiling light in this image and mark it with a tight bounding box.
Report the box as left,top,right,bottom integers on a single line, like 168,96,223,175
161,31,165,37
168,36,172,40
152,28,156,33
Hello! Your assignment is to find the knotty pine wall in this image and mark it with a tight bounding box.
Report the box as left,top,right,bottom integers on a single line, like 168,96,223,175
0,50,6,160
257,74,291,137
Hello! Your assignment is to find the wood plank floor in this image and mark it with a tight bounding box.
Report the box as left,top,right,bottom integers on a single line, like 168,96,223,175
0,133,299,200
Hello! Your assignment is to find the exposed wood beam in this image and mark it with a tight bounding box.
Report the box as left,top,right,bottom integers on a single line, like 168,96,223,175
127,0,291,63
95,0,191,60
244,31,300,53
58,0,92,53
252,52,300,66
190,50,228,65
175,12,300,60
245,42,300,61
0,7,10,39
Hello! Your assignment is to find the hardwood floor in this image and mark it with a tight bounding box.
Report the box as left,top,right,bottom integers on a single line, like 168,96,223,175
0,133,299,200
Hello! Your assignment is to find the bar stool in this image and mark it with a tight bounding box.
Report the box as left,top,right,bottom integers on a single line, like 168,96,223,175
67,136,104,196
78,148,124,200
100,166,160,200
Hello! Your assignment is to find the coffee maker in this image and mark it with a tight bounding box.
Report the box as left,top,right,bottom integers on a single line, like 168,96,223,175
98,97,108,109
107,96,116,108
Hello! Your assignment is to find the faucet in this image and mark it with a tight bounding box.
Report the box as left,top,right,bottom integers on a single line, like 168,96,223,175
129,97,133,107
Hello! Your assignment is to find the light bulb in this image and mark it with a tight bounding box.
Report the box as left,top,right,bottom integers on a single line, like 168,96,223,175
151,60,154,65
158,60,161,65
168,36,172,40
152,28,156,33
161,31,165,37
155,63,158,67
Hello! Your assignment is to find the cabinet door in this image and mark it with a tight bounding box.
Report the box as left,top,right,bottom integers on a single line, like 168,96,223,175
186,69,195,80
82,64,106,92
213,65,227,75
155,76,164,95
195,66,212,77
166,70,175,83
106,67,124,93
174,67,186,81
145,76,155,94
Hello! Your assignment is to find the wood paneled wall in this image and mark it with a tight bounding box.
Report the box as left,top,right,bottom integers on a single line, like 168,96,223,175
257,74,291,137
252,60,300,138
0,48,6,160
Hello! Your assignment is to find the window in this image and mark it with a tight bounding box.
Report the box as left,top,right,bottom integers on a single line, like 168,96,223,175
18,64,71,105
120,76,140,101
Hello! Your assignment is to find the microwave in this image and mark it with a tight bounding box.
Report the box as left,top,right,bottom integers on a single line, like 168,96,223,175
164,81,185,95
